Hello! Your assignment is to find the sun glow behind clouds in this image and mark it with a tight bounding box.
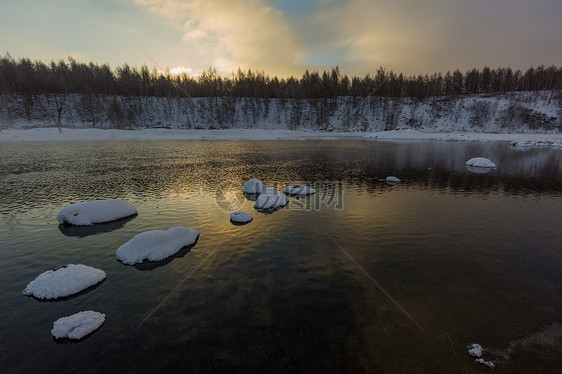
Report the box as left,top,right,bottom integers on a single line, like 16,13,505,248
169,66,200,77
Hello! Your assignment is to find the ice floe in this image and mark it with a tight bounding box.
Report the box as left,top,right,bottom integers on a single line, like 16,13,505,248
116,226,199,265
283,185,316,195
465,157,496,168
57,199,137,226
230,211,253,223
254,188,289,210
386,176,401,184
51,311,105,340
22,264,106,300
243,178,266,194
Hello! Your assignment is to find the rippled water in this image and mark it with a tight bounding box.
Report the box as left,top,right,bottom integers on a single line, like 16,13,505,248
0,140,561,373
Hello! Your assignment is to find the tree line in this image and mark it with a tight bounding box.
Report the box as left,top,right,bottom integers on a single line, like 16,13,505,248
1,53,560,100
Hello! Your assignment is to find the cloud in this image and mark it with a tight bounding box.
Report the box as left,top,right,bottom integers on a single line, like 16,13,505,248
302,0,562,75
131,0,562,77
132,0,304,76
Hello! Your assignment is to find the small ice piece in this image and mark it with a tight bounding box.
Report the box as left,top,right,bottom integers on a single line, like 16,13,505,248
243,178,266,194
465,157,496,168
116,227,199,265
51,311,105,340
22,264,106,300
467,343,483,357
386,176,401,184
230,211,253,223
57,199,137,226
254,188,289,210
475,358,495,369
283,185,316,195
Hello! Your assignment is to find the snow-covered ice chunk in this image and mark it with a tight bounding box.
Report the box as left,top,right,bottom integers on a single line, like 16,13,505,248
51,311,105,340
57,199,137,226
230,211,253,223
386,176,401,184
283,185,316,195
243,178,266,194
22,264,106,300
254,188,289,210
467,343,483,357
465,157,496,168
475,358,495,368
116,227,199,265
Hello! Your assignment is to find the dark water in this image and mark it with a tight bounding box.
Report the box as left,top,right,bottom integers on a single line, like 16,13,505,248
0,140,561,373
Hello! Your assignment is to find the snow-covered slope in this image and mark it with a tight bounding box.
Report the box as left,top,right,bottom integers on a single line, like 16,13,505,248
0,91,559,133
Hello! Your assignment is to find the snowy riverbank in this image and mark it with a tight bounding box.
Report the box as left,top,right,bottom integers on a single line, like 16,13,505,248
0,127,561,147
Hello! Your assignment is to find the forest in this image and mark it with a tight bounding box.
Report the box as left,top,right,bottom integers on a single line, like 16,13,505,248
1,53,561,99
0,54,560,133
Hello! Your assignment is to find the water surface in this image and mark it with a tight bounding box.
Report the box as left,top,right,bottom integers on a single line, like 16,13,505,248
0,140,561,373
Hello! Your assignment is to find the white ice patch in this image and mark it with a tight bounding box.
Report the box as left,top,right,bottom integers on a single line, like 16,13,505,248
57,199,137,226
243,178,266,194
22,264,106,300
468,343,483,357
230,211,253,223
116,227,199,265
51,311,105,340
386,176,401,184
465,157,496,168
475,358,495,368
283,185,316,195
254,188,289,210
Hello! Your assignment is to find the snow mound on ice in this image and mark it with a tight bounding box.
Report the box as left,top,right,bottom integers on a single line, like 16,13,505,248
465,157,496,168
254,188,289,210
386,176,401,184
283,185,316,195
57,199,137,226
467,343,483,357
51,311,105,340
243,178,266,194
475,358,495,368
116,227,199,265
22,264,106,300
230,211,253,223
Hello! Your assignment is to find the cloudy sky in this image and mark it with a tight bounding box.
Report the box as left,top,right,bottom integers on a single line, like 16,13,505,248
0,0,560,77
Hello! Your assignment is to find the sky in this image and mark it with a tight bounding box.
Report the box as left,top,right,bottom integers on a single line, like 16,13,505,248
0,0,560,77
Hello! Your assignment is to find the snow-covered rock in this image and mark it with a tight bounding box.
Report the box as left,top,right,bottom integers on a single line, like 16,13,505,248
467,343,483,357
22,264,106,300
465,157,496,168
386,176,401,184
475,358,495,369
116,227,199,265
283,185,316,195
57,199,137,226
465,165,492,174
254,188,289,210
51,311,105,340
230,211,253,223
243,178,266,194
